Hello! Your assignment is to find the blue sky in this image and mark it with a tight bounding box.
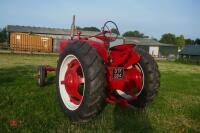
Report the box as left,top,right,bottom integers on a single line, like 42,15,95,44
0,0,200,39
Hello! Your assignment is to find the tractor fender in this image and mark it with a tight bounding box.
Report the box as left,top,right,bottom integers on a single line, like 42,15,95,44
85,39,109,62
109,44,141,68
59,38,75,53
59,38,109,62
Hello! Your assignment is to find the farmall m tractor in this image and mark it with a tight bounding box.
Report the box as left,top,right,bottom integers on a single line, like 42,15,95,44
37,17,160,123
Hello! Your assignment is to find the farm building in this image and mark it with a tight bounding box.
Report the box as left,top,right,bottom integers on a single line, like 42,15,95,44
6,25,178,57
6,25,98,52
179,45,200,63
124,37,178,58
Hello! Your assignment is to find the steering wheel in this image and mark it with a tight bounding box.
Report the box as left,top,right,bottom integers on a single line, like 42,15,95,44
102,21,119,42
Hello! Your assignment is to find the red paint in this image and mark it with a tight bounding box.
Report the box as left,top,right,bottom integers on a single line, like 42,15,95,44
44,65,56,72
61,59,84,105
85,39,109,62
56,30,143,107
9,119,17,127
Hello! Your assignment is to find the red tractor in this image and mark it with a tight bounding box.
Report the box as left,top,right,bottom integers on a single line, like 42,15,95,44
37,17,160,123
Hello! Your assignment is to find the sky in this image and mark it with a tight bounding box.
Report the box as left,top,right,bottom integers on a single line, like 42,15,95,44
0,0,200,39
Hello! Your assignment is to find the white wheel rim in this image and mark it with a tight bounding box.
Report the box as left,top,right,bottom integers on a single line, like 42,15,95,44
59,54,85,111
135,63,144,96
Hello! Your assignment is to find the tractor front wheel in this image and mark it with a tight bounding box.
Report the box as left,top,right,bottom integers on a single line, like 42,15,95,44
56,41,107,123
37,65,47,87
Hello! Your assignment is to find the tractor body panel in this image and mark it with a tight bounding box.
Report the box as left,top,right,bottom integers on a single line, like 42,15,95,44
59,36,142,105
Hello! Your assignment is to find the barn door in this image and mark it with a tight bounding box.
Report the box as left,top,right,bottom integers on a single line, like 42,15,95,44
149,46,159,57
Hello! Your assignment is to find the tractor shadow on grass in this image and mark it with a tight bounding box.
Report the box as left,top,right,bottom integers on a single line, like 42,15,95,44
113,106,154,133
46,75,56,85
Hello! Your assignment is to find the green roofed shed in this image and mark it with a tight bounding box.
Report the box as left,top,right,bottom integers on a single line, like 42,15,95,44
179,45,200,56
179,45,200,63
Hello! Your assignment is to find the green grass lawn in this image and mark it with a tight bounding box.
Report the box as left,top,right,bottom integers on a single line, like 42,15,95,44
0,53,200,133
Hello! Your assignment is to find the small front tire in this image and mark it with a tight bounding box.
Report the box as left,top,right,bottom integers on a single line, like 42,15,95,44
37,65,47,87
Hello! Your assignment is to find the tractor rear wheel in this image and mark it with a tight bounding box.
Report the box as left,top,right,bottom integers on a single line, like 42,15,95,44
130,48,160,108
56,41,107,123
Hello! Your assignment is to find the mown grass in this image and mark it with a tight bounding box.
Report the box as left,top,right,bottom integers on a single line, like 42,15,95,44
0,53,200,133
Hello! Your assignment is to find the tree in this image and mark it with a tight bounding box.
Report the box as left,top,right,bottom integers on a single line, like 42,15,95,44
82,27,100,32
151,37,158,41
76,26,82,30
76,26,100,32
122,30,145,38
195,38,200,44
176,35,185,47
160,33,176,44
0,28,7,43
111,28,120,35
185,39,195,45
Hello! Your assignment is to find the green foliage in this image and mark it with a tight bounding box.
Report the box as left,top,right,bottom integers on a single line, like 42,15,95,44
111,28,120,35
77,26,100,32
195,38,200,44
160,33,186,47
176,35,185,47
160,33,176,44
185,39,195,45
151,37,158,41
76,26,82,30
122,30,145,38
0,28,7,43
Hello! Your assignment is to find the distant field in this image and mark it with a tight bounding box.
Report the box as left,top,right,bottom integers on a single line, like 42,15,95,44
0,53,200,133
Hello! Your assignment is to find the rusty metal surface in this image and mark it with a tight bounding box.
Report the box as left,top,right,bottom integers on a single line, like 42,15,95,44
10,32,53,52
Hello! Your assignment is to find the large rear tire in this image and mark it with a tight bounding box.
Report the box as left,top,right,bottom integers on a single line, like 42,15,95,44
130,48,160,108
56,41,107,123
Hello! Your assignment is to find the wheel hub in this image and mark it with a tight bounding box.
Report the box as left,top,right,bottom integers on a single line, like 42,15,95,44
60,58,85,105
113,64,144,101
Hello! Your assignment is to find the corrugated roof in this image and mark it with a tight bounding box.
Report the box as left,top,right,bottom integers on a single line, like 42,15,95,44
124,37,176,46
179,45,200,56
6,25,99,36
6,25,176,47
